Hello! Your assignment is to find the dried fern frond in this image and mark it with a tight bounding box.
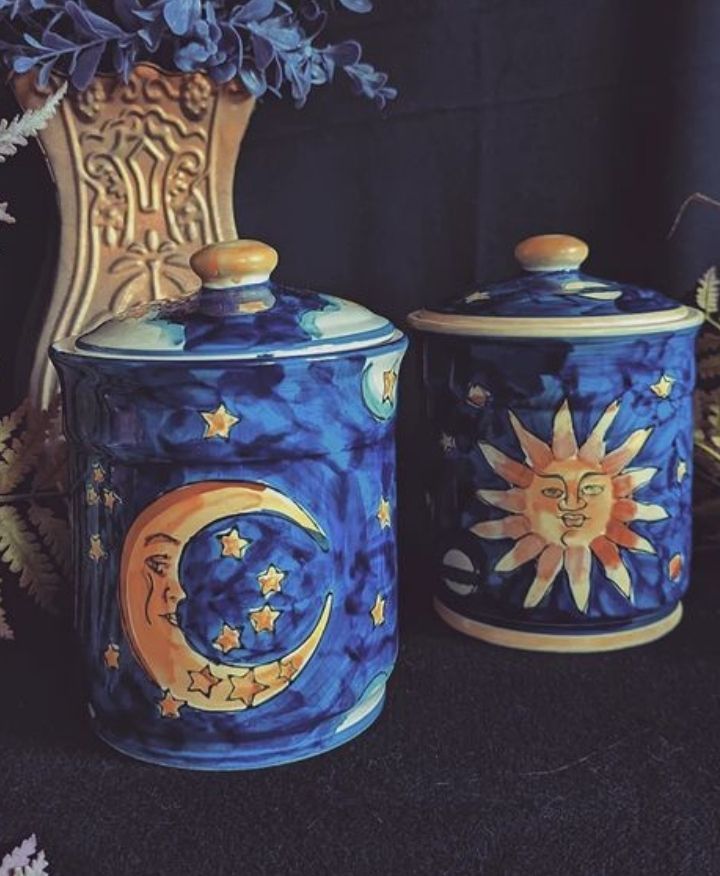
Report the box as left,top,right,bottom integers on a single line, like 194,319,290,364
696,266,720,316
0,82,67,164
0,505,60,611
0,587,13,641
28,503,70,580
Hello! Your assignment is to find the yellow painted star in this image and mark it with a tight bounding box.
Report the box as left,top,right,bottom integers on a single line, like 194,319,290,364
187,664,221,698
677,459,688,483
158,690,186,719
370,593,386,627
213,623,242,654
218,527,252,560
650,374,675,399
467,384,490,408
103,489,121,511
382,369,398,404
257,564,286,597
103,643,120,670
278,655,301,682
92,463,105,483
227,669,268,707
377,497,392,529
86,485,99,506
248,604,282,633
200,403,240,439
88,534,107,563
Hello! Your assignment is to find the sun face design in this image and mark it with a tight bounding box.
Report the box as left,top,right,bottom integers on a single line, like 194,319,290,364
472,399,668,613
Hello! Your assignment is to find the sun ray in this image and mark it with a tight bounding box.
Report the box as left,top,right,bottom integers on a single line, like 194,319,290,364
579,399,620,464
478,442,533,488
524,544,564,608
612,499,668,522
602,428,653,476
564,545,592,612
508,412,554,469
612,467,658,497
470,516,529,540
591,535,632,598
606,520,656,554
495,534,547,573
551,400,579,460
476,488,526,513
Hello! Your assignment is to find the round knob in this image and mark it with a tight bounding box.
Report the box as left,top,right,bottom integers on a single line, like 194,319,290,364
514,234,589,272
190,239,279,289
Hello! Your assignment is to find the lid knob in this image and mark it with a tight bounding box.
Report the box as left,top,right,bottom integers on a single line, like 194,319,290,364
514,234,589,273
190,239,279,289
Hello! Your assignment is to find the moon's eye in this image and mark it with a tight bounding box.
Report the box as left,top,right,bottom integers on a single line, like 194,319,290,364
541,487,564,499
145,554,171,576
581,483,605,497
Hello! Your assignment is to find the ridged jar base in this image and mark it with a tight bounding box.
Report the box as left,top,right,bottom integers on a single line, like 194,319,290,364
434,598,683,653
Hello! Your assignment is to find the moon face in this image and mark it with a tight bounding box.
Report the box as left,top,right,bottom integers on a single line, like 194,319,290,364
119,481,332,713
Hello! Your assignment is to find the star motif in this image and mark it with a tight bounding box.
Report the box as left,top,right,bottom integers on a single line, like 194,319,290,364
92,463,105,483
668,553,684,582
377,497,392,529
650,374,675,399
440,433,456,453
226,669,269,707
370,593,386,627
158,690,186,719
257,564,286,597
86,485,99,506
200,403,240,439
88,534,107,562
103,489,121,511
213,623,242,654
218,527,252,560
677,459,688,483
467,384,491,408
278,655,301,682
248,604,282,633
187,664,221,698
103,643,120,670
465,290,491,303
382,369,398,404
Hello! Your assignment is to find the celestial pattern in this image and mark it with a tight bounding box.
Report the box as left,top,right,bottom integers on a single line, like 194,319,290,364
88,534,107,562
92,463,105,483
158,690,185,719
676,459,688,483
227,669,268,707
187,664,221,698
218,527,251,560
376,497,392,529
86,485,99,506
248,604,281,633
473,399,667,613
382,369,398,404
370,593,386,627
278,656,301,682
466,384,491,408
213,623,242,654
103,489,121,511
257,564,285,597
669,553,684,581
200,403,240,439
103,642,120,670
650,374,675,398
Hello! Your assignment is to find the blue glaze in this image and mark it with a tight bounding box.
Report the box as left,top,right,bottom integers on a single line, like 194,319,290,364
52,295,406,768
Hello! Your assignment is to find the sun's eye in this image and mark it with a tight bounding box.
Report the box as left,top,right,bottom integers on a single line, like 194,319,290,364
581,484,605,496
541,487,564,499
145,554,170,576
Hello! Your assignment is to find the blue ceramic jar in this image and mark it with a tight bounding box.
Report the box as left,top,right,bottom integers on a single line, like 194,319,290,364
408,234,703,653
51,240,407,769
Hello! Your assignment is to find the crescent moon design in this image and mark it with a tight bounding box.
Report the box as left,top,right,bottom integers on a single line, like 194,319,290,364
119,480,332,713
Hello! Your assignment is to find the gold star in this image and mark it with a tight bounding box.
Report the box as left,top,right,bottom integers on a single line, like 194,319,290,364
382,370,398,404
467,384,490,408
377,497,392,529
465,290,490,303
103,489,121,511
103,643,120,670
278,655,301,682
88,534,107,562
248,604,282,633
86,485,99,506
213,623,242,654
187,664,221,698
650,374,675,399
440,433,456,453
257,564,286,596
218,527,252,560
92,463,105,483
200,403,240,439
677,459,688,483
226,668,268,707
158,690,186,719
370,593,386,627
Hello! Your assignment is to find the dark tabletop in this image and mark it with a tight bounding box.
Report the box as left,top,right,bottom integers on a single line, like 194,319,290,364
2,546,719,876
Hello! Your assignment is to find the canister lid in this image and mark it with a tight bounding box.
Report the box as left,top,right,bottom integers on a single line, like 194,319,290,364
69,240,399,360
407,234,703,338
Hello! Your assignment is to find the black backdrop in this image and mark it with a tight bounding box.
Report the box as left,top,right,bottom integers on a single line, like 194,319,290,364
3,2,720,873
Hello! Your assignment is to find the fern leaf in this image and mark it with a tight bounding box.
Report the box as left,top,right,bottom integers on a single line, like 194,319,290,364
28,503,70,579
700,353,720,381
0,584,14,640
696,267,720,315
0,398,28,448
0,505,60,611
0,82,67,164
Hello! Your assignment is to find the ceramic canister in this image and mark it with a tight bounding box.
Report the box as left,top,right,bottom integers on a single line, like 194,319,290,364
51,239,407,769
408,234,703,653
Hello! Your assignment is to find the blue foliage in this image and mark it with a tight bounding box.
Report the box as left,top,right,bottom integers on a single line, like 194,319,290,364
0,0,396,106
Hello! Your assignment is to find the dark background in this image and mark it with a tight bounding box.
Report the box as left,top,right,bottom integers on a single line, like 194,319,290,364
2,1,720,873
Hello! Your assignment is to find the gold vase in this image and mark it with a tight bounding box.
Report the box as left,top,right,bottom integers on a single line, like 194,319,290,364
12,63,255,409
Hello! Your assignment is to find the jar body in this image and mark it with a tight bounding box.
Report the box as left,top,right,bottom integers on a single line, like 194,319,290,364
421,329,698,651
52,337,406,769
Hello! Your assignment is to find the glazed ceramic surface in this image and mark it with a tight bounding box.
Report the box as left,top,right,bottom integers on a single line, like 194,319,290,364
408,234,703,653
51,240,406,769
